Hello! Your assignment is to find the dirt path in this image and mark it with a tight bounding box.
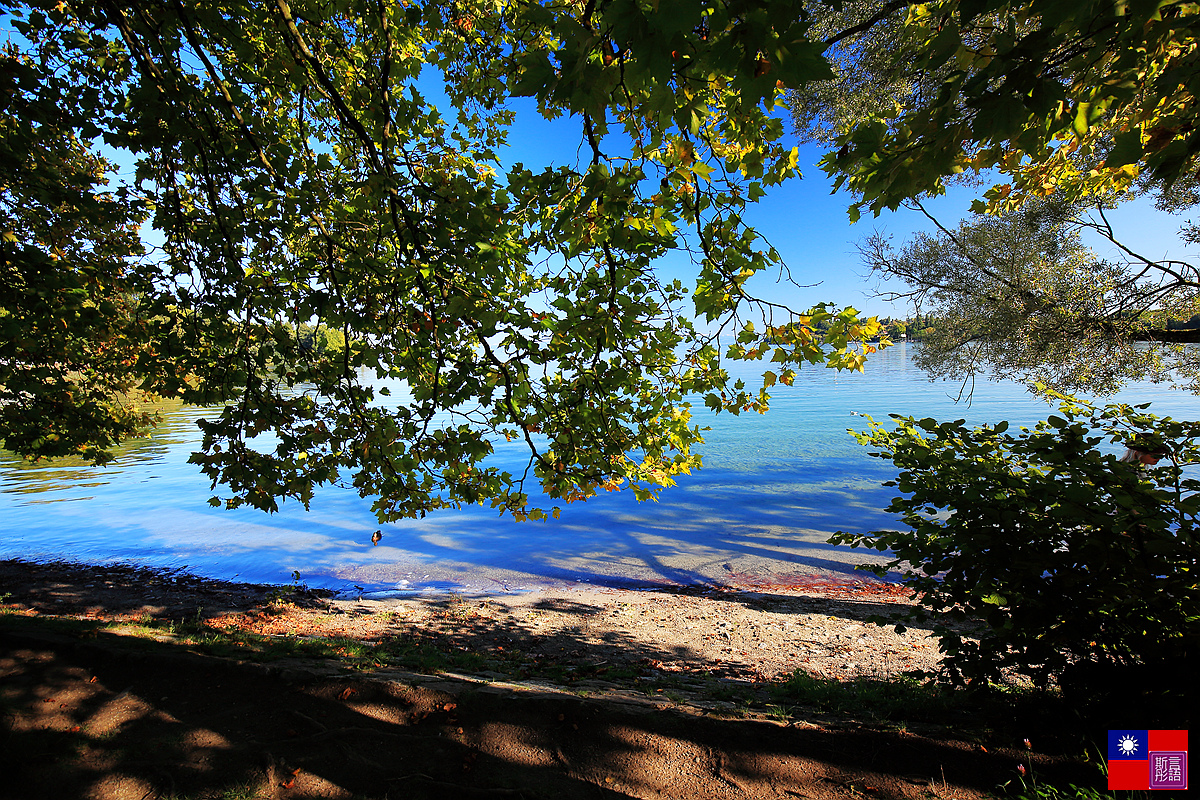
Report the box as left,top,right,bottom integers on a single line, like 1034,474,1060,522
0,560,1098,800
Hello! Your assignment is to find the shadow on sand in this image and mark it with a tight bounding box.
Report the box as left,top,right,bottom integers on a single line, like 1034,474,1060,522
0,619,1100,800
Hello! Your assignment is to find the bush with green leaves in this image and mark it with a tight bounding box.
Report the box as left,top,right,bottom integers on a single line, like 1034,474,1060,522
831,394,1199,693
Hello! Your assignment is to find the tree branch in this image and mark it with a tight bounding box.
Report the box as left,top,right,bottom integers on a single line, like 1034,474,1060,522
822,0,910,50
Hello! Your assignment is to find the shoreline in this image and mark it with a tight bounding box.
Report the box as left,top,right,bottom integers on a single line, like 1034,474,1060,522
1,552,909,601
1,557,944,686
0,533,906,599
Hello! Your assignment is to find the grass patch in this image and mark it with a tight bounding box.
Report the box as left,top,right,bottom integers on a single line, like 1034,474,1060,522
705,683,753,704
767,668,1082,746
1004,785,1120,800
770,671,949,721
0,611,464,673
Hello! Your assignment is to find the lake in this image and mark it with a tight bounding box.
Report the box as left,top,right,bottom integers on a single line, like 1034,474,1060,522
2,343,1195,596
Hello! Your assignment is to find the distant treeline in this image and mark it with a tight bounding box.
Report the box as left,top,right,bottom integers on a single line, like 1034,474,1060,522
874,313,1200,342
1158,313,1200,331
876,315,931,341
292,322,347,355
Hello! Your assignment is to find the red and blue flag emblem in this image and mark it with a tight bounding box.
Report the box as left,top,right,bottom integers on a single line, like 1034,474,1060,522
1108,730,1188,790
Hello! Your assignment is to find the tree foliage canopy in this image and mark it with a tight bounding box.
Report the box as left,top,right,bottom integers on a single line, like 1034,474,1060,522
8,0,1199,521
1,0,885,521
791,0,1200,393
814,0,1200,216
0,33,159,463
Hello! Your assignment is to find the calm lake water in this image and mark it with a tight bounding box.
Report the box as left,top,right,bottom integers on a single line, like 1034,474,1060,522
2,343,1196,595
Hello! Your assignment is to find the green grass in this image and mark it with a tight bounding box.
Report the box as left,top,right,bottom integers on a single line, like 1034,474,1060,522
1,611,460,672
765,667,1092,755
764,703,791,722
215,782,267,800
1005,785,1120,800
769,671,950,721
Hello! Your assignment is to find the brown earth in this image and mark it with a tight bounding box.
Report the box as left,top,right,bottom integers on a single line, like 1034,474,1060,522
0,559,1100,800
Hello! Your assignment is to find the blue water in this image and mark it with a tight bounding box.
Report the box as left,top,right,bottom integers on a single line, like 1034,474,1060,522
2,344,1196,594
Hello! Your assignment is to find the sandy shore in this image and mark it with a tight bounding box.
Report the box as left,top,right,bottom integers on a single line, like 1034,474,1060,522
0,558,949,684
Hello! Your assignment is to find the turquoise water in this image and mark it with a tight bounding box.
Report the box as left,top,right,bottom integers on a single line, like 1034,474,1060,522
2,343,1196,595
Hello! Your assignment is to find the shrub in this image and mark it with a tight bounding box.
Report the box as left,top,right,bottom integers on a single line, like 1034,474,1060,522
830,394,1199,700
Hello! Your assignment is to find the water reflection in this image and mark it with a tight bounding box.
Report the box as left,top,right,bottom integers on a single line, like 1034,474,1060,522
0,399,201,501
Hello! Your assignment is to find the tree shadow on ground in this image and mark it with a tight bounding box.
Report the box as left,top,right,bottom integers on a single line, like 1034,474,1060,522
0,624,1102,800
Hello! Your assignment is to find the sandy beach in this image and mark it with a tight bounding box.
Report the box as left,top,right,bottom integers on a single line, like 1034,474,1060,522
0,559,949,685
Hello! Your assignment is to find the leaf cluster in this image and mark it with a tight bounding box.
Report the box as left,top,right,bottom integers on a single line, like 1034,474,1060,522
817,0,1200,217
831,395,1200,691
0,27,165,464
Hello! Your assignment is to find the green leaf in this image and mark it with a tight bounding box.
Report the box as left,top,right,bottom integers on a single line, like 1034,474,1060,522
1105,129,1143,169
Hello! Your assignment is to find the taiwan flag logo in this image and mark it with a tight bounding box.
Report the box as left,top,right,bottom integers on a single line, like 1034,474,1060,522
1108,730,1188,790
